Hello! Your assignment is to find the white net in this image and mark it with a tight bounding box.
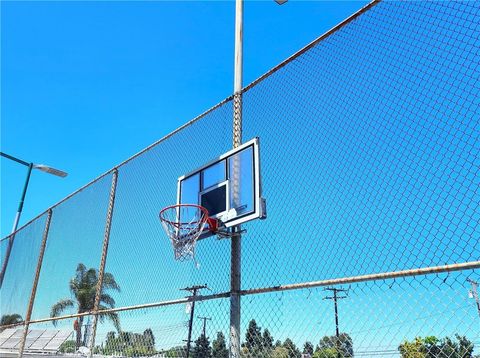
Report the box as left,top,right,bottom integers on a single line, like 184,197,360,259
159,204,209,261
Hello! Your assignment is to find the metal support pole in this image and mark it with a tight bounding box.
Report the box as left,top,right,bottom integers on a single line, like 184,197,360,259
186,289,197,358
324,288,348,358
231,0,243,357
198,316,211,337
17,209,53,358
88,169,119,357
182,285,208,358
0,163,33,289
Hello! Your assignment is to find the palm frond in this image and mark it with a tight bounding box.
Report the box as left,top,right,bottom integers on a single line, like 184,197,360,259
50,299,74,326
102,272,120,292
0,314,23,326
100,293,116,308
85,268,98,287
98,305,121,333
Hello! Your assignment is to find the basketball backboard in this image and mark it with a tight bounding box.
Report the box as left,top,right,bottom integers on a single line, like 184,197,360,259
177,137,265,235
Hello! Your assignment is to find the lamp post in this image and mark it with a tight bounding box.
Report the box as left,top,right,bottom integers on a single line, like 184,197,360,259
0,151,67,288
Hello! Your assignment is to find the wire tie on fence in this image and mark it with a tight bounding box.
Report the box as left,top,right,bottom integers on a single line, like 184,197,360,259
442,267,450,284
388,279,396,289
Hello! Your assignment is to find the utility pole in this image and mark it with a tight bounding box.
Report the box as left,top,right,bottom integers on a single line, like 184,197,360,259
324,287,348,358
197,316,212,337
181,284,208,358
467,279,480,317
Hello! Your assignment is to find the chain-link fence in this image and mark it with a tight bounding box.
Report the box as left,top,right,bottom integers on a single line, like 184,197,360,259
2,1,479,357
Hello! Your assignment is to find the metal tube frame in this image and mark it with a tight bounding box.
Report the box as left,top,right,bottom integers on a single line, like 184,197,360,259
17,209,53,358
88,169,119,357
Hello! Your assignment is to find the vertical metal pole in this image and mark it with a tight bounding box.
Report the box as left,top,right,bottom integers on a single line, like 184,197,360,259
233,0,243,149
88,169,119,357
185,288,198,358
334,290,339,338
231,0,243,357
0,163,34,289
333,290,341,358
17,209,53,358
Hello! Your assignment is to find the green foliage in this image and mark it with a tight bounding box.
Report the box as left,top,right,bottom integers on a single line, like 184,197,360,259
317,333,353,358
398,335,474,358
283,338,301,358
303,341,314,355
245,319,263,353
212,332,228,358
0,314,23,326
271,346,290,358
312,347,338,358
193,334,212,358
97,329,157,357
58,340,76,353
263,329,274,350
164,346,186,357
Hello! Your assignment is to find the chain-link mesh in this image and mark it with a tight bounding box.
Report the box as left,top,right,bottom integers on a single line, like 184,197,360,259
29,173,113,321
242,0,479,289
0,214,46,322
104,100,233,308
240,269,479,358
2,1,479,357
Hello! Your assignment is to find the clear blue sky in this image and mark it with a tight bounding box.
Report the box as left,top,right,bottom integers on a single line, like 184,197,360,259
1,0,367,237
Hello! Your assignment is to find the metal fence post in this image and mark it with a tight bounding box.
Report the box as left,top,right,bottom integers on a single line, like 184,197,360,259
88,169,119,357
17,209,53,358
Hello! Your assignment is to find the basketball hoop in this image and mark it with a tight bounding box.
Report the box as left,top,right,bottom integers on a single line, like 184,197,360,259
159,204,218,260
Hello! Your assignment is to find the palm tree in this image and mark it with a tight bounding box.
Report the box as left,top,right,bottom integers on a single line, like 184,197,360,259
0,314,23,330
50,263,121,349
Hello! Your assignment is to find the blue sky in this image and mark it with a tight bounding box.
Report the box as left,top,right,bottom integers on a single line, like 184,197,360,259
2,0,479,355
1,0,367,237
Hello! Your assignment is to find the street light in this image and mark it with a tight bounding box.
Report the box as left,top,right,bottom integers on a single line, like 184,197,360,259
0,151,67,288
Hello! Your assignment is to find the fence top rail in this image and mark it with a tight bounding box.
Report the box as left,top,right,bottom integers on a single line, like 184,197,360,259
1,0,380,242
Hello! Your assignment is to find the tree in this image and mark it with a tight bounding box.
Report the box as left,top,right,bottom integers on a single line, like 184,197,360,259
283,338,301,358
99,330,157,357
312,348,337,358
399,335,474,358
143,328,155,352
303,341,314,356
59,340,76,353
271,346,290,358
165,346,187,357
317,333,353,357
245,319,263,354
212,332,228,358
263,329,274,351
50,263,120,349
193,334,212,358
0,314,23,331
